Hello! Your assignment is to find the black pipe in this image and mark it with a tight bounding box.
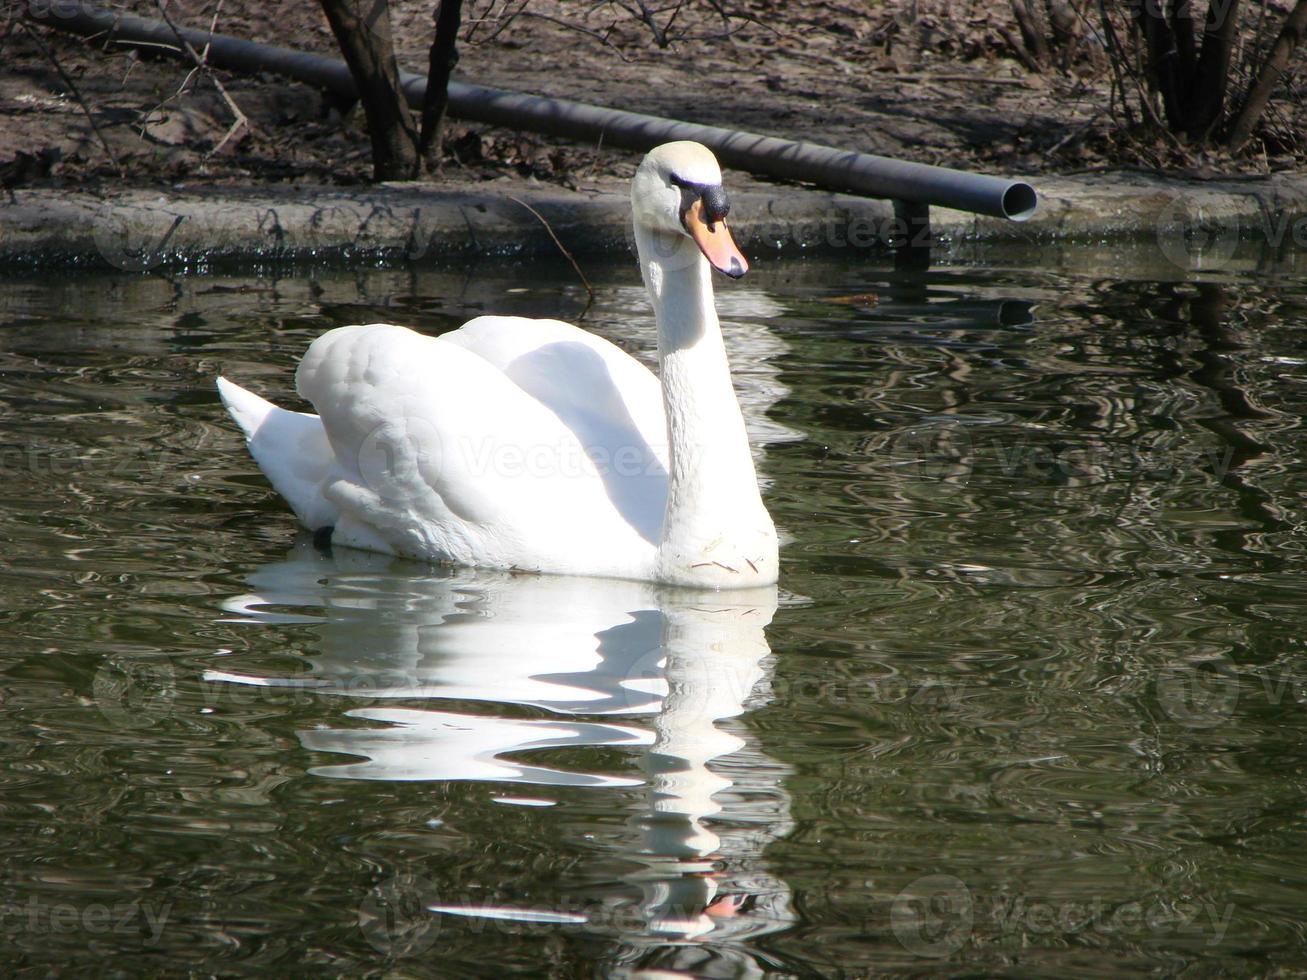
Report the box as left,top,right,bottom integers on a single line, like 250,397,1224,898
28,2,1038,221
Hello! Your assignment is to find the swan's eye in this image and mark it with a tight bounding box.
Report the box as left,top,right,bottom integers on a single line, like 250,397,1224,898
670,174,731,231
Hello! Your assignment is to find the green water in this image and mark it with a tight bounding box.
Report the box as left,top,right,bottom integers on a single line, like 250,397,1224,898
2,243,1307,976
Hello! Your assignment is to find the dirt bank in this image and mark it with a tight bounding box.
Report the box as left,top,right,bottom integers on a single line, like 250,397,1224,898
4,1,1306,271
4,0,1304,194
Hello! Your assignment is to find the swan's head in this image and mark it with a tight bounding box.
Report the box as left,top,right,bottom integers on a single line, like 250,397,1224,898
631,141,748,279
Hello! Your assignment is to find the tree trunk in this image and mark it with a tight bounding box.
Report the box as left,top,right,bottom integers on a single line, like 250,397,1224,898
1185,0,1241,137
1011,0,1051,66
418,0,463,172
319,0,417,180
1136,1,1191,130
1228,0,1307,149
1135,0,1242,138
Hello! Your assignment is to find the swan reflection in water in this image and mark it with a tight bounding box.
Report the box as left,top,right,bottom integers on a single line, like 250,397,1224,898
209,542,795,959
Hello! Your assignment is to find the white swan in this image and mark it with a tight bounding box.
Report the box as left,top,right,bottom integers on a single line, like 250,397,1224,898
216,141,778,588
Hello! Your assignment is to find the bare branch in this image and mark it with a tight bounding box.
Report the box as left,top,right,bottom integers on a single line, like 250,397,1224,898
502,10,632,61
152,0,251,156
506,195,596,314
467,0,756,52
628,0,669,47
469,0,531,45
21,22,124,177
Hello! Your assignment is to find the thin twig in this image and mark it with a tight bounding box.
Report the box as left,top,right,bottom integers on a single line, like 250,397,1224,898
659,0,688,39
141,1,226,126
1093,1,1138,129
702,0,733,29
0,1,20,61
626,0,669,46
651,21,757,43
1046,109,1104,155
1094,0,1197,161
464,0,515,43
471,0,531,45
152,0,250,156
506,195,596,314
884,71,1037,87
471,0,755,50
501,9,630,59
200,0,224,64
21,23,124,177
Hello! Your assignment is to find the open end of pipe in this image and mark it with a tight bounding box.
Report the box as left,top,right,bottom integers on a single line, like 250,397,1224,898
1002,182,1038,222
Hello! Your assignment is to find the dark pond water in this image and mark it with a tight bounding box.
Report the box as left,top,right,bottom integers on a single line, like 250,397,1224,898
2,239,1307,976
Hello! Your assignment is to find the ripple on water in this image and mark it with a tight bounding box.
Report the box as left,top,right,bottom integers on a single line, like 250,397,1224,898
1,258,1307,972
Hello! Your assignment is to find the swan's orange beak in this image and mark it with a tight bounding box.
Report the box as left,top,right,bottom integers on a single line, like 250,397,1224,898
684,199,748,279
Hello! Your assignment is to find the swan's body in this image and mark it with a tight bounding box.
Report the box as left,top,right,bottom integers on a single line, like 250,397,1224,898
218,142,777,588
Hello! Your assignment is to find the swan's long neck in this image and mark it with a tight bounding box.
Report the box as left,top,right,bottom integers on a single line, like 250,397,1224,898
636,225,775,583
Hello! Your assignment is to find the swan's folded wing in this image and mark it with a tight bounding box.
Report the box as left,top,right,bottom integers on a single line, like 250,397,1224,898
442,316,668,471
295,323,659,572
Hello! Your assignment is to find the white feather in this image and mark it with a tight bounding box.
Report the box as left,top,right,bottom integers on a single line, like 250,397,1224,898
215,376,338,530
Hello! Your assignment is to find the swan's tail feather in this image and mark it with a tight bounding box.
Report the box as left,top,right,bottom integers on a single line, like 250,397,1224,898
216,376,272,442
216,377,340,531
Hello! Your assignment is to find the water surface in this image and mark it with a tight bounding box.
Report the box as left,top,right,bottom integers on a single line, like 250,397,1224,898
2,244,1307,975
